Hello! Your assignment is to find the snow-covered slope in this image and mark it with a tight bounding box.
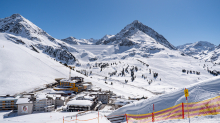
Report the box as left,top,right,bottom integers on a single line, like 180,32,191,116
0,33,71,95
96,20,176,50
110,76,220,117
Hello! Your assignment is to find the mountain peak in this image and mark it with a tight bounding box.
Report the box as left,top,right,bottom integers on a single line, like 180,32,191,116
11,13,23,18
194,41,215,47
67,36,76,40
131,20,141,24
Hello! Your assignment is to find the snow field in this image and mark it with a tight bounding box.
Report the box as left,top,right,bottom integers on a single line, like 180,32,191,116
72,45,114,55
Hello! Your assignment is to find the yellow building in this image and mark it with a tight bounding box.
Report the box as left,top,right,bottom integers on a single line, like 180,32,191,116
54,79,83,92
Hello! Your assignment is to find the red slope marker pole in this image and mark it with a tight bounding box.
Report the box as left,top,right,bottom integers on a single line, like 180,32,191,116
182,102,184,119
126,114,128,123
152,104,155,122
152,112,154,122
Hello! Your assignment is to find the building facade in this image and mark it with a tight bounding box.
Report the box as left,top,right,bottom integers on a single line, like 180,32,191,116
0,96,18,111
16,98,33,115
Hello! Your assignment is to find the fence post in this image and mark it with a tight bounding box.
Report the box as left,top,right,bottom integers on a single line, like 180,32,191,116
152,112,154,122
125,114,128,123
152,104,155,122
182,102,184,119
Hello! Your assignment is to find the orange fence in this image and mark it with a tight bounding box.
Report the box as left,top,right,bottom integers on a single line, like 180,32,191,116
62,95,220,122
127,95,220,123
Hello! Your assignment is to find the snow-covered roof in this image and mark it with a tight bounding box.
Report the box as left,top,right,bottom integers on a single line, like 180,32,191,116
60,79,77,83
67,100,93,107
83,84,91,86
114,99,135,106
53,87,71,90
49,90,73,94
46,94,56,100
16,98,32,104
36,94,47,100
0,96,18,101
90,92,103,95
84,96,96,101
44,105,55,108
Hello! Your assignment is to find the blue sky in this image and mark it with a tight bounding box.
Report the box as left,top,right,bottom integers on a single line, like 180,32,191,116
0,0,219,46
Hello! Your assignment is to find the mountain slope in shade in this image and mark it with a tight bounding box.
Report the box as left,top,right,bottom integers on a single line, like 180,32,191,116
96,20,176,50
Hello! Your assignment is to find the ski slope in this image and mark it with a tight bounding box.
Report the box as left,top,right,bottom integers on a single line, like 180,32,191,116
109,76,220,117
0,34,72,95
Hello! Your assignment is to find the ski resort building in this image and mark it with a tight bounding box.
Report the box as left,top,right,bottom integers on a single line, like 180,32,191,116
54,77,92,92
0,95,19,111
55,95,65,107
97,91,113,104
98,94,109,104
54,79,82,92
66,100,95,111
33,94,55,112
44,105,55,112
16,98,33,115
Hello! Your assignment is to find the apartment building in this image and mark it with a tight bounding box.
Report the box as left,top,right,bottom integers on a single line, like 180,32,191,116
0,95,19,111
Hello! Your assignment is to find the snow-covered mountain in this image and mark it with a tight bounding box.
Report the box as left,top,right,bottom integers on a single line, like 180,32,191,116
0,14,58,45
61,36,98,45
177,41,220,63
0,14,79,64
96,20,176,50
177,41,216,56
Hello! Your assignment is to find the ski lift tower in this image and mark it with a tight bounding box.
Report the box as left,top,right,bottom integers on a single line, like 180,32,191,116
68,66,75,80
51,65,75,80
